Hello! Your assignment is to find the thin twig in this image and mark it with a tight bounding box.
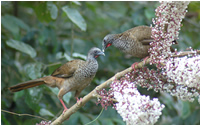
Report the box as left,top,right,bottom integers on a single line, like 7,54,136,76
1,109,48,121
171,50,200,57
84,108,104,125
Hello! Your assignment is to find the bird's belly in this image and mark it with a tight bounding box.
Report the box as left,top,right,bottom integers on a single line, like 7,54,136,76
124,45,150,58
62,75,94,91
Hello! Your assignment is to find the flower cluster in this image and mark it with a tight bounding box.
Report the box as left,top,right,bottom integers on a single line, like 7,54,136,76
129,67,200,103
96,88,114,110
36,121,51,125
111,80,165,125
149,1,190,67
165,55,200,89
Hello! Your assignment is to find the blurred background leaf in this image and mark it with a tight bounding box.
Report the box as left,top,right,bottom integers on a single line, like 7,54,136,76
1,1,200,125
6,39,37,58
62,6,87,31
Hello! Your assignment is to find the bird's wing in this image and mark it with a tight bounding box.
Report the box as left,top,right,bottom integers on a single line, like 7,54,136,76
51,59,85,78
124,26,153,45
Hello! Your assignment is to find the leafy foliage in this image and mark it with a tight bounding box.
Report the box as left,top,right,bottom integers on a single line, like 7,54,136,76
1,1,200,125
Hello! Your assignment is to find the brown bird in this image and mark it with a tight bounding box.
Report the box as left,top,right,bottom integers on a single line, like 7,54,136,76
102,25,177,70
9,47,105,113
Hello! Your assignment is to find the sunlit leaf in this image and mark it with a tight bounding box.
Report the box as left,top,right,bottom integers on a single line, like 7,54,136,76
39,108,54,117
2,15,19,35
72,52,87,60
72,1,81,6
6,39,36,58
47,2,58,19
64,53,73,61
62,6,87,31
63,92,72,104
24,63,43,79
48,87,72,104
25,87,43,110
1,15,30,34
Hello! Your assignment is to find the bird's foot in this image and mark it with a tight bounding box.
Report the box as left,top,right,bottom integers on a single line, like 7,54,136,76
131,62,139,72
131,56,149,72
142,56,149,65
63,108,68,113
76,97,83,104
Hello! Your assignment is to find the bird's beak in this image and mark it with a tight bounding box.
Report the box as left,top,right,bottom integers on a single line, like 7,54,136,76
99,51,105,56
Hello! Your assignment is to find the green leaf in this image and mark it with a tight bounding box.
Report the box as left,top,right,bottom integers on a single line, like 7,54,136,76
34,2,52,22
1,14,30,35
184,109,200,125
39,108,54,117
47,2,58,19
25,87,43,111
112,118,125,125
63,92,72,104
181,101,191,119
1,114,11,125
2,15,19,35
80,113,91,124
144,7,155,20
100,119,114,125
72,52,87,60
14,91,24,102
48,87,72,104
63,112,80,125
6,39,36,58
24,63,43,79
62,6,87,31
72,1,81,6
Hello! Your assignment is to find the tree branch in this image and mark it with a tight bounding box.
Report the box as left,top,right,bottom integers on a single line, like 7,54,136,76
51,58,149,125
51,50,199,125
171,50,200,57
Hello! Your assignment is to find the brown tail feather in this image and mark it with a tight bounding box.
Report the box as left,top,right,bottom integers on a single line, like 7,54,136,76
9,79,45,92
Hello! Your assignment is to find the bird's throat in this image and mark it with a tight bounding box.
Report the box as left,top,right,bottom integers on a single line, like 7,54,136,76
106,43,112,48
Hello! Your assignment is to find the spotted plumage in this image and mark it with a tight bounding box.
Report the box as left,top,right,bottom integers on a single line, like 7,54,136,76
102,25,177,58
9,47,105,112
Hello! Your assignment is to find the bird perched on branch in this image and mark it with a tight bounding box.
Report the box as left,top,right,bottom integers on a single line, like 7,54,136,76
9,47,105,113
102,25,177,70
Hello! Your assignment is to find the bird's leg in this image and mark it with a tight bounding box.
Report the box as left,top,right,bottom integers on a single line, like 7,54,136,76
131,56,149,72
59,99,68,113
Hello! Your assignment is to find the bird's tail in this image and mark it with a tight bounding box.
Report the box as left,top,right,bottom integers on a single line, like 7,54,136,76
8,79,45,92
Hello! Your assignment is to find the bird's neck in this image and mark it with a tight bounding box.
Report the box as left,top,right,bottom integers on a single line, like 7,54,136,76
112,34,128,51
86,57,98,66
84,57,98,74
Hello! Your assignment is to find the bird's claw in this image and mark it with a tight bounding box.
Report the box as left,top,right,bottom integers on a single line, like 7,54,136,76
131,62,139,72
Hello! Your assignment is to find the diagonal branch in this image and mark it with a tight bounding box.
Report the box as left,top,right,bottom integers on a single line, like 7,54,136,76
51,50,199,125
51,58,148,125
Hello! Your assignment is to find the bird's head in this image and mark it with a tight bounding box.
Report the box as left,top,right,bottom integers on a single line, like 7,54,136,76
88,47,105,60
102,34,115,52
